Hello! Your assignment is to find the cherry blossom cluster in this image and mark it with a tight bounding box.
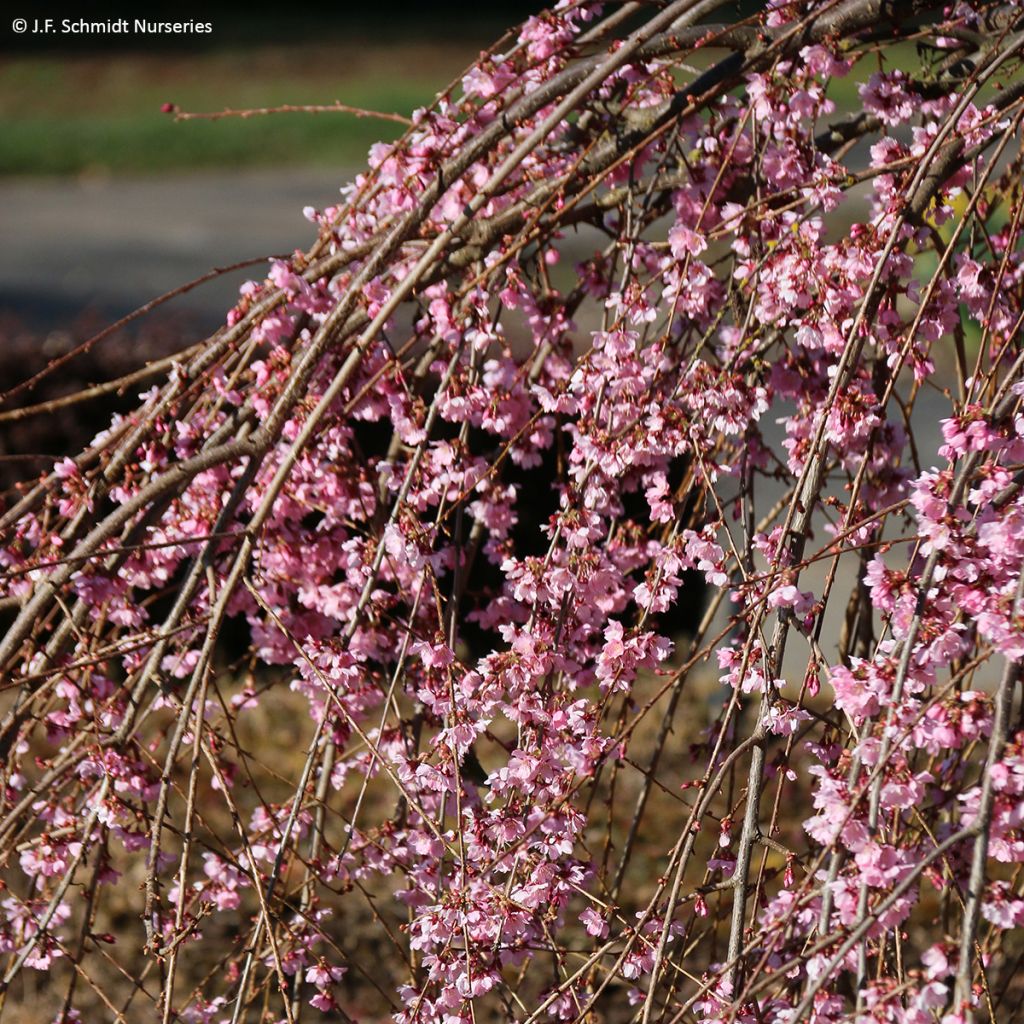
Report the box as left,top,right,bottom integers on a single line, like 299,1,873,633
2,1,1024,1022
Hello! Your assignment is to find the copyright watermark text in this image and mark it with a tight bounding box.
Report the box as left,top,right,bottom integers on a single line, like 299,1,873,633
11,17,213,36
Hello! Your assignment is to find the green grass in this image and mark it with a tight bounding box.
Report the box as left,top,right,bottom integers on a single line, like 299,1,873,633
5,37,1020,178
0,42,474,176
1,103,408,177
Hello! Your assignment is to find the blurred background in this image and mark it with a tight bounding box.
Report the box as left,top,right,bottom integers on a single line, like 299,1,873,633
0,2,766,321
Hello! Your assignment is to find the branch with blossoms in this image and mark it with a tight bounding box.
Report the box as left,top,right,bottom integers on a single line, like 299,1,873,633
2,1,1024,1022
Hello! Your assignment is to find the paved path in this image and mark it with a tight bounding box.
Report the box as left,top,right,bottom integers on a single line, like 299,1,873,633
1,168,351,329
